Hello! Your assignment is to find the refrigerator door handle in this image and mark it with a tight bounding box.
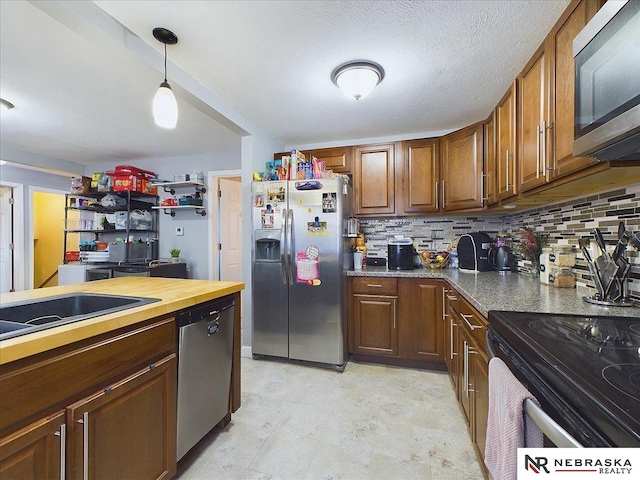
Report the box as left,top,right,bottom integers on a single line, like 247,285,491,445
280,208,288,284
287,208,294,285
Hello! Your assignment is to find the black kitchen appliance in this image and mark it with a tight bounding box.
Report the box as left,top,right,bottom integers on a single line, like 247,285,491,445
457,232,492,272
487,246,516,273
388,237,414,270
488,311,640,447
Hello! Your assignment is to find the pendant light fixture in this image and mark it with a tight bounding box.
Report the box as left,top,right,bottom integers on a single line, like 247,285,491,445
331,61,384,100
152,27,178,129
0,98,15,113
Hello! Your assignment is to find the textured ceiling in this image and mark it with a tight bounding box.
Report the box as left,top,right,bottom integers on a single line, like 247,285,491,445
0,0,570,166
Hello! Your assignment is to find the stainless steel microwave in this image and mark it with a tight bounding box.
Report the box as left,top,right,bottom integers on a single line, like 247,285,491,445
573,0,640,161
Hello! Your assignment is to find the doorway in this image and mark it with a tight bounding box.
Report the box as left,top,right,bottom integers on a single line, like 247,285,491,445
208,171,243,282
0,181,25,292
0,186,15,293
31,188,66,288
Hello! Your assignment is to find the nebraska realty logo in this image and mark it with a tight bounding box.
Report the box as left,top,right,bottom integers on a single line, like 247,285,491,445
517,448,639,478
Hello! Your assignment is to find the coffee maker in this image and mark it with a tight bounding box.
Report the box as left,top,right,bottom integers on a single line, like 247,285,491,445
388,236,414,270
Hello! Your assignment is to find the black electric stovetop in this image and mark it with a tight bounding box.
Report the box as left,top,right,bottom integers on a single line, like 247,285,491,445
488,311,640,447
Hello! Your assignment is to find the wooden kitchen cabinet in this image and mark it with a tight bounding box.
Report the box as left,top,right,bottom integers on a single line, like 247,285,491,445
548,0,601,179
483,113,497,206
447,283,489,474
67,354,176,480
354,143,396,215
399,138,440,214
440,123,485,211
473,349,490,463
517,0,602,194
308,146,353,174
0,411,65,480
444,287,459,395
0,316,178,480
399,279,444,362
351,277,399,356
349,277,445,365
495,82,518,200
518,43,551,193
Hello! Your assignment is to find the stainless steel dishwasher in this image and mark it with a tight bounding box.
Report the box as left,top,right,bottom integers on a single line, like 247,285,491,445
176,294,235,460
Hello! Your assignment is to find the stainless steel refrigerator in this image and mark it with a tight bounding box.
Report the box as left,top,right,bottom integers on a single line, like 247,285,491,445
251,177,352,370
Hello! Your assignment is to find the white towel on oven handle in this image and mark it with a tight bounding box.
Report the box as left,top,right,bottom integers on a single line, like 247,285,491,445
484,357,543,480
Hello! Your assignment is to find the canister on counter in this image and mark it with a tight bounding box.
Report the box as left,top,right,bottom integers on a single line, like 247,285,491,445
549,246,575,267
549,267,575,288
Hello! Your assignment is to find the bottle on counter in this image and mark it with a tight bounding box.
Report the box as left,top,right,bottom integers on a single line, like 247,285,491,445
355,233,367,268
539,247,551,285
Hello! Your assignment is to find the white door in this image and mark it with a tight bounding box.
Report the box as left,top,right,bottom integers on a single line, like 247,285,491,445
219,178,243,282
0,187,14,292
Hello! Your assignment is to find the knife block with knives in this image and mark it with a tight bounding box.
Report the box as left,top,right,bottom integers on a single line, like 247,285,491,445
581,222,639,307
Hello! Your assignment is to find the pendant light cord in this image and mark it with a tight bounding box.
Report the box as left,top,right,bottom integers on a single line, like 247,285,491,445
164,42,168,82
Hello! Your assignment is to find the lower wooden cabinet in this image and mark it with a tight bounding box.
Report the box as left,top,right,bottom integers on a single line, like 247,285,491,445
0,412,65,480
472,349,490,460
67,354,176,480
352,294,399,356
401,279,444,362
447,284,490,476
0,316,178,480
349,277,444,364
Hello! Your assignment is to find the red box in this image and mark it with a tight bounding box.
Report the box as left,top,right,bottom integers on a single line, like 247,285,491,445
110,174,158,195
113,164,156,179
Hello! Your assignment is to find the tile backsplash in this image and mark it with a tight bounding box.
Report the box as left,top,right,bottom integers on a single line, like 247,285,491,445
359,183,640,298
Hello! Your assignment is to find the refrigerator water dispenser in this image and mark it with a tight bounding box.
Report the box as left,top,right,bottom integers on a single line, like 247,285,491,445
255,237,280,261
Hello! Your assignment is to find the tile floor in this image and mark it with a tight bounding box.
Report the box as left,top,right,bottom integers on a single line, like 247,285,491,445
177,357,485,480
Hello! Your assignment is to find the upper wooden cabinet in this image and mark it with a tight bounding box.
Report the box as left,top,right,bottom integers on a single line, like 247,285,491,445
308,146,352,174
274,147,352,173
399,138,440,214
548,0,601,179
354,143,396,215
495,82,517,200
483,113,497,206
518,44,551,193
441,123,485,212
518,0,602,194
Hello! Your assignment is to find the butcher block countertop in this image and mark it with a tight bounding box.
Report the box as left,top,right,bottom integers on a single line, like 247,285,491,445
348,267,639,319
0,277,244,365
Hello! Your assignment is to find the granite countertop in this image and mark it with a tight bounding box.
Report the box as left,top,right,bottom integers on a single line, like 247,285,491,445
0,277,245,365
348,267,639,319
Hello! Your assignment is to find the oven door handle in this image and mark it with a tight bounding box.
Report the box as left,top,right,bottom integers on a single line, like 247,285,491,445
524,398,583,448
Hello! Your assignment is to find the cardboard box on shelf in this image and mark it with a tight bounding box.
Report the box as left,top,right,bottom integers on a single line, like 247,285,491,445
71,176,91,194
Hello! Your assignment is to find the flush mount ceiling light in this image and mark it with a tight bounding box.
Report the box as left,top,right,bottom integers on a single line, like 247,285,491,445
1,98,15,112
331,61,385,100
152,27,178,129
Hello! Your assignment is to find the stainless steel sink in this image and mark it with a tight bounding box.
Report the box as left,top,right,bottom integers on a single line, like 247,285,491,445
0,293,160,341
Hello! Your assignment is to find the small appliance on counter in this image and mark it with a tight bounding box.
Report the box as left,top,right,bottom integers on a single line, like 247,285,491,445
488,246,516,273
388,236,414,270
457,232,492,272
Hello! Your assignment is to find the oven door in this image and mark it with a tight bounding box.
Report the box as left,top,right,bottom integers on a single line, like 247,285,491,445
573,0,640,160
486,329,607,448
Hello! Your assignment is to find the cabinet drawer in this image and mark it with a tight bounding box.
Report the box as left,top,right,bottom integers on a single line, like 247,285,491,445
352,277,398,295
456,299,487,352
